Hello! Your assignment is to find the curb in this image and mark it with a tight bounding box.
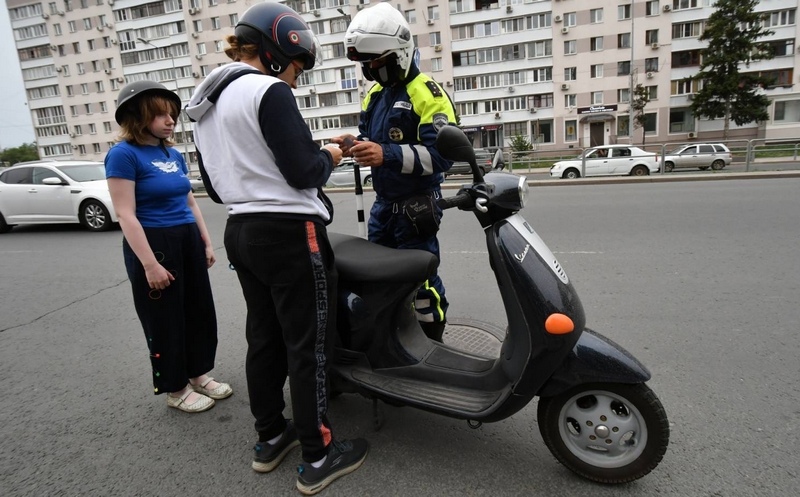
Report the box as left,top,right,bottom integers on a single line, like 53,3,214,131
192,169,800,197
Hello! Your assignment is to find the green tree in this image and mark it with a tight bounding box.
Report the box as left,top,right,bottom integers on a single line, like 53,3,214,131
0,143,39,165
630,84,651,146
509,134,533,153
691,0,774,140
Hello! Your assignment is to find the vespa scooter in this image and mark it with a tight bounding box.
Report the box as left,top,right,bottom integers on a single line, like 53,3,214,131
328,125,669,483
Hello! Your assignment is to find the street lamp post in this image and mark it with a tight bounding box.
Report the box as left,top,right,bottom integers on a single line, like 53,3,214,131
137,37,191,165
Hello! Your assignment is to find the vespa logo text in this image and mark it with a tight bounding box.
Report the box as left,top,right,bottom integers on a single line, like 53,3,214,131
514,244,531,263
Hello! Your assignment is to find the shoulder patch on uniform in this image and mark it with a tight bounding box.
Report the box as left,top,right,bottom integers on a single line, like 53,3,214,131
432,113,449,132
425,80,443,98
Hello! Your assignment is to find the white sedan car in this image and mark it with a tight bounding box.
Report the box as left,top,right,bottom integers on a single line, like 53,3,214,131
0,160,118,233
550,145,659,179
326,159,372,188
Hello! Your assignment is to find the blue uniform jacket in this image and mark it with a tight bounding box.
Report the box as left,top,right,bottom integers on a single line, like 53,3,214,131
358,65,458,202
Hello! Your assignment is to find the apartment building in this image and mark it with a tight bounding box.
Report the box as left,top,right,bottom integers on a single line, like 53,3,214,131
7,0,800,164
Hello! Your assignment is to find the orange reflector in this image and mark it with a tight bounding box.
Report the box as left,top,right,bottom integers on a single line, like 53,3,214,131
545,313,575,335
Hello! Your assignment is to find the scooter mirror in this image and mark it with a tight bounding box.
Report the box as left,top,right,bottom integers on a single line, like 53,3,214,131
435,125,476,164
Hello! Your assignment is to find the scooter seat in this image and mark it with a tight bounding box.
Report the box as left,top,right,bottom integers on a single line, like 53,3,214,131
329,233,439,283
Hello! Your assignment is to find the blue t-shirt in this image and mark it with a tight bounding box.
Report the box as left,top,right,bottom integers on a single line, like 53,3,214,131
104,141,195,228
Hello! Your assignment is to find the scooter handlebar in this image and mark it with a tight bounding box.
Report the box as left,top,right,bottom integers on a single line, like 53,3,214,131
438,193,474,211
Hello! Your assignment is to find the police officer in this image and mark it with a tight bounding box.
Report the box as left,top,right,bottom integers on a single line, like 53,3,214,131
333,2,459,342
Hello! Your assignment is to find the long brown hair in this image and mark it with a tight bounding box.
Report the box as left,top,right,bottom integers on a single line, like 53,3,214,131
117,95,179,146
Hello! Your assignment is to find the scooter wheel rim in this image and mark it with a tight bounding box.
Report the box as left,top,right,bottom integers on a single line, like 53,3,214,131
556,389,649,468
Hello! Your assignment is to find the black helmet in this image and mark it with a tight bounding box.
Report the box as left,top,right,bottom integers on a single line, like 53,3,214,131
235,2,320,74
115,81,181,125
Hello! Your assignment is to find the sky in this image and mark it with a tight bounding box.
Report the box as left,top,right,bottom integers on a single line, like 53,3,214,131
0,5,37,150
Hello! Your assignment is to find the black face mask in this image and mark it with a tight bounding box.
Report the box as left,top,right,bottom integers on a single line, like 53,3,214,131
362,58,404,87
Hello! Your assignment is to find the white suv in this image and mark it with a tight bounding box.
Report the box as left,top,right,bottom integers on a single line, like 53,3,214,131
0,160,118,233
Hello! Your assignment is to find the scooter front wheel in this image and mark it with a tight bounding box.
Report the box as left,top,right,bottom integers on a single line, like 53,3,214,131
537,382,669,483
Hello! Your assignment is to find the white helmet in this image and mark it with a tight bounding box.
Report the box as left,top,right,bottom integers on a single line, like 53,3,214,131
344,3,415,84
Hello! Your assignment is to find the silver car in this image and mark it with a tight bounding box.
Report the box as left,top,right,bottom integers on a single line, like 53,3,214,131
663,143,732,172
326,159,372,188
0,160,118,233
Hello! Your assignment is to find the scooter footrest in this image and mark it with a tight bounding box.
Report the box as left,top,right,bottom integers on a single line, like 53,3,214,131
351,370,504,414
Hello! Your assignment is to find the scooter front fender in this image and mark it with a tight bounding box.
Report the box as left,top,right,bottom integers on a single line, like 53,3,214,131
537,328,651,398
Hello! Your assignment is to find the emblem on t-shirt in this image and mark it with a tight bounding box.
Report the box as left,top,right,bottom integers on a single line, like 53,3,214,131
389,127,404,141
152,160,179,173
432,113,449,132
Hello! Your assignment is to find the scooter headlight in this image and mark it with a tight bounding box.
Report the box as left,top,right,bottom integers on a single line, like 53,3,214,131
482,172,528,212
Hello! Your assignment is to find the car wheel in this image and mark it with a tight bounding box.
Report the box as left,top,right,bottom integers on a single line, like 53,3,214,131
0,212,13,234
563,169,580,179
664,161,674,173
80,200,113,232
363,175,372,186
698,166,709,171
630,165,650,177
711,159,725,171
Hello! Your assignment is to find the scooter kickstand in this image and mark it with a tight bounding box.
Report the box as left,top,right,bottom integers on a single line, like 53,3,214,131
371,398,384,431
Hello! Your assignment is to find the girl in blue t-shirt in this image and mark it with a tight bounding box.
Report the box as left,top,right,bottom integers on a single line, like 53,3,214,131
105,81,232,413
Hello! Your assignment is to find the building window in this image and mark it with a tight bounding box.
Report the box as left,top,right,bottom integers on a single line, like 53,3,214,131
673,22,702,39
591,64,604,78
762,9,796,28
618,4,631,21
618,88,631,103
564,67,577,81
671,78,697,95
564,40,576,55
618,61,631,76
672,50,701,67
673,0,698,11
669,108,696,133
565,94,577,107
590,8,604,24
565,119,577,142
646,29,659,45
590,37,603,51
564,12,576,27
618,33,631,49
591,91,603,105
211,17,221,30
643,112,657,134
646,1,661,16
645,57,659,72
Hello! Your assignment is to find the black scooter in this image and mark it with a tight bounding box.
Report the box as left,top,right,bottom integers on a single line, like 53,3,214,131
328,125,669,483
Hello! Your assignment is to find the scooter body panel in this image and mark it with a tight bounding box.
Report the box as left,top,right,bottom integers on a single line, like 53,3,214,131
488,215,585,397
536,328,652,398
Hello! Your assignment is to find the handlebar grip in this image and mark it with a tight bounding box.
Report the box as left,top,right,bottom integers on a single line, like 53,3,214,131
437,193,473,210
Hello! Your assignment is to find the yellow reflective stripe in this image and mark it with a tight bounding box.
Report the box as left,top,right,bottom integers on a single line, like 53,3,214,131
423,280,445,322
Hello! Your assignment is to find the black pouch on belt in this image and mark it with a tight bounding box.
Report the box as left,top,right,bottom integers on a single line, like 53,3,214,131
402,194,440,238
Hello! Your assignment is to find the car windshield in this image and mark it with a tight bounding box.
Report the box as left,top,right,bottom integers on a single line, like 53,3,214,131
56,164,106,182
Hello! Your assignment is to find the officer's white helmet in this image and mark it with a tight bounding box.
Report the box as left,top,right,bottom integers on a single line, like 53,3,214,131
344,3,414,80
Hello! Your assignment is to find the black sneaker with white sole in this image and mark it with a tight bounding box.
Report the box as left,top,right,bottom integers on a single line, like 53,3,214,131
252,421,300,473
296,438,369,495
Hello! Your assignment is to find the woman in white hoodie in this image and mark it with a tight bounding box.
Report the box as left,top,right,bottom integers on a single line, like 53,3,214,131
186,3,367,495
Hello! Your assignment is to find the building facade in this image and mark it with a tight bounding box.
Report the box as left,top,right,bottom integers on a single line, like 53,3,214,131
6,0,800,165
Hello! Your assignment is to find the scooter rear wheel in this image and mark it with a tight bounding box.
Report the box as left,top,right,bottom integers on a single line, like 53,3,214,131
537,382,669,483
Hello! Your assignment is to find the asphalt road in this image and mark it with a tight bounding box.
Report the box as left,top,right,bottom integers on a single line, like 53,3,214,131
1,176,799,496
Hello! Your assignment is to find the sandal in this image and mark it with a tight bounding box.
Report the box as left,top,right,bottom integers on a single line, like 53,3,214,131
167,389,215,413
192,377,233,400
